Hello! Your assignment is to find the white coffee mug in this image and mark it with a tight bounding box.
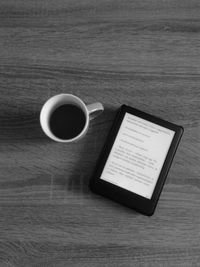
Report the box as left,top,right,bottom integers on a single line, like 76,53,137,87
40,94,104,143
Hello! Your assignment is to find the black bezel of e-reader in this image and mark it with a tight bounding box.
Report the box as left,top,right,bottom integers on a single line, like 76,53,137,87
89,105,183,216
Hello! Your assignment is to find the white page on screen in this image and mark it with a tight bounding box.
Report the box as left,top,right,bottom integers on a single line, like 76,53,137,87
100,113,175,199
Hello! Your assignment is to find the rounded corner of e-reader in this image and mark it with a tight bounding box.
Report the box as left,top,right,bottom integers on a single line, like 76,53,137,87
89,105,183,215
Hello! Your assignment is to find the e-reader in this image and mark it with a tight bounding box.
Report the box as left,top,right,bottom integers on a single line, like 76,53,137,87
89,105,183,216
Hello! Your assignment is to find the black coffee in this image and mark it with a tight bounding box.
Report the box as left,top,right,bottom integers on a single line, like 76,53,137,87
49,104,86,140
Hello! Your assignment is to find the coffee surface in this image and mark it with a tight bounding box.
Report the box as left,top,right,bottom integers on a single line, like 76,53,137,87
49,104,86,140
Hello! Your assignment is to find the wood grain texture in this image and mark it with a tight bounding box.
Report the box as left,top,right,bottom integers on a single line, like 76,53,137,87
0,0,200,266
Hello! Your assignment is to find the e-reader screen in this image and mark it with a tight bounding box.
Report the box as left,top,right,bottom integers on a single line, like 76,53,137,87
100,112,175,199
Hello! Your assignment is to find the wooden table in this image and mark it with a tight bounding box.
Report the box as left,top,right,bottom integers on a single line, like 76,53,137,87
0,0,200,266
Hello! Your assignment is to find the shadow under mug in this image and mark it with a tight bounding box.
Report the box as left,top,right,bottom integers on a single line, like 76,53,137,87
40,94,104,143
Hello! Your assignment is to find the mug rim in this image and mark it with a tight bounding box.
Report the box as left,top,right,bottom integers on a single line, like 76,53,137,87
40,94,89,143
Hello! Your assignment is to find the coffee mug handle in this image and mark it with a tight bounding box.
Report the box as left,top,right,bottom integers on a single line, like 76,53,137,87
86,102,104,120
